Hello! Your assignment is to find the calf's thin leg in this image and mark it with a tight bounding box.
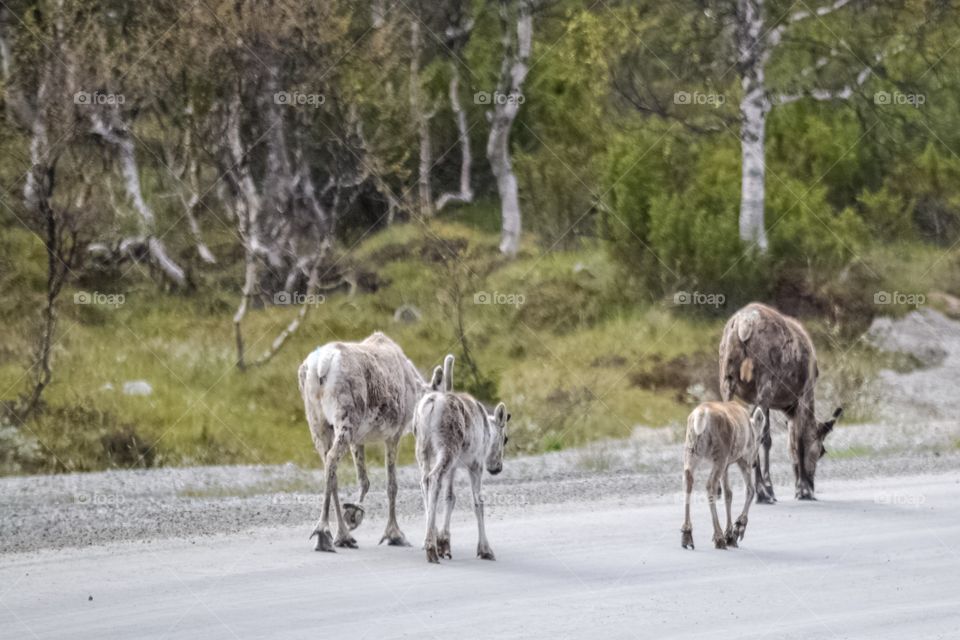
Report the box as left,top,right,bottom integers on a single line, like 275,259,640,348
437,470,456,559
470,465,495,560
733,458,755,541
424,455,451,563
380,436,411,546
722,468,737,548
707,463,727,549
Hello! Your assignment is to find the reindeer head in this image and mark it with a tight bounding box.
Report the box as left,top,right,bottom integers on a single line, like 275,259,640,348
796,407,843,499
485,402,510,476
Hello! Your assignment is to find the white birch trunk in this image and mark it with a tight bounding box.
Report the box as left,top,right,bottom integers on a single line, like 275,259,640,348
90,112,188,286
739,92,769,251
409,19,433,218
435,65,474,212
487,0,532,257
736,0,770,252
180,102,216,264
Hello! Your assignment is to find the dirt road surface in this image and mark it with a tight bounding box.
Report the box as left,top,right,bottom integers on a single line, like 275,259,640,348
2,471,958,640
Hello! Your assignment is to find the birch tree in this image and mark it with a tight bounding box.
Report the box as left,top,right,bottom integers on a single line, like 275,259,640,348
434,3,476,212
617,0,902,252
486,0,533,257
733,0,897,251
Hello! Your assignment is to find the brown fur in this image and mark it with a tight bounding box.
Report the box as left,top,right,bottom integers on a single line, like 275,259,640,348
719,303,842,501
681,401,763,550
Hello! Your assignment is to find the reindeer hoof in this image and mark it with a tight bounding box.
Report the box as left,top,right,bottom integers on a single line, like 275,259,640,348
796,490,816,501
334,534,358,549
713,534,727,550
681,528,694,550
725,532,739,548
343,503,365,531
756,484,777,504
379,526,411,547
477,546,496,561
426,544,440,564
437,536,452,559
734,517,748,542
311,529,335,553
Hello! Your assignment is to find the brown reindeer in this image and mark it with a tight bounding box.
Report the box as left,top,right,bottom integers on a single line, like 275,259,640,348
719,303,843,501
681,401,764,550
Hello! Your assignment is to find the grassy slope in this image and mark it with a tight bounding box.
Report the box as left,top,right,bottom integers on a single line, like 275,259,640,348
0,213,955,474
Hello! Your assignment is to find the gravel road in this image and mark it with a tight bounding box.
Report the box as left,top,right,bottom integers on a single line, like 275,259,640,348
2,471,958,639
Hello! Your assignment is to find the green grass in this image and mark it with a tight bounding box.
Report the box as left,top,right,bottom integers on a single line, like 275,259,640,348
1,210,954,475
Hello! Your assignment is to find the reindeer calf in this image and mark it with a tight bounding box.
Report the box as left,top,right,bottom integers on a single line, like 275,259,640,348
413,356,510,564
681,402,764,550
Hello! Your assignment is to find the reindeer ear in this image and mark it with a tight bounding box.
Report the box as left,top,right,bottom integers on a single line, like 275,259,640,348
507,413,512,422
818,408,842,439
494,403,507,424
430,366,443,391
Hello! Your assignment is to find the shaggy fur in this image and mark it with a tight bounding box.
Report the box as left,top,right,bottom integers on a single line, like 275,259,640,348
719,303,843,501
681,402,763,550
299,332,434,551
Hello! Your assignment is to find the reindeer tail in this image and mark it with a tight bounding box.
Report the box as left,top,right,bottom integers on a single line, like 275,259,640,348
691,406,709,436
299,345,337,394
414,392,446,440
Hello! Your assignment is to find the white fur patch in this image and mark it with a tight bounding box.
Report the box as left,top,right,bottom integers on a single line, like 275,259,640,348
692,408,708,436
737,309,760,342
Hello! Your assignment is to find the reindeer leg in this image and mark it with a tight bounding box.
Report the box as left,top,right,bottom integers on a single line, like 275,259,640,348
342,444,368,531
437,469,456,559
380,435,411,546
311,428,352,551
755,406,776,503
722,468,737,548
734,458,755,542
707,464,727,549
424,455,450,563
681,460,696,550
470,464,495,560
330,431,358,549
793,424,816,500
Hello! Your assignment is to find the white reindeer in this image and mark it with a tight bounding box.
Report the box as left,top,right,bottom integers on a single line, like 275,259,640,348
413,355,509,563
298,332,439,552
681,401,764,550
